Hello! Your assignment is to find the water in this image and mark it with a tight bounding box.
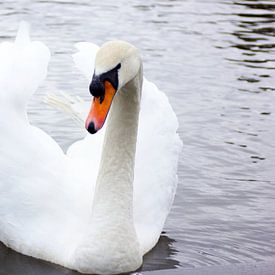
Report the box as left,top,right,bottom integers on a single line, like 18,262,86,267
0,0,275,273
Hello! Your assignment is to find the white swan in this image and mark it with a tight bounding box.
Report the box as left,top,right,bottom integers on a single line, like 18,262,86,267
0,23,182,274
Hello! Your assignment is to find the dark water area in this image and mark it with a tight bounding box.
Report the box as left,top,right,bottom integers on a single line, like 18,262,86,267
0,0,275,274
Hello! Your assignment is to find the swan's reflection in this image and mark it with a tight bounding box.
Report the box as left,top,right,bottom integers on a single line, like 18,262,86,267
0,234,178,274
142,233,179,271
0,242,78,275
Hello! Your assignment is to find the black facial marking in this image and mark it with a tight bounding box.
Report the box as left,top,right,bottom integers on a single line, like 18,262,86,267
89,63,121,100
99,94,105,104
99,63,121,90
89,75,104,97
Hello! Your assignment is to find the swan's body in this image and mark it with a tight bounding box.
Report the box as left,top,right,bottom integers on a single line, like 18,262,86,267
0,23,182,274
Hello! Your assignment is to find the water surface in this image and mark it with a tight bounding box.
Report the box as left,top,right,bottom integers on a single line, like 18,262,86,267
0,0,275,273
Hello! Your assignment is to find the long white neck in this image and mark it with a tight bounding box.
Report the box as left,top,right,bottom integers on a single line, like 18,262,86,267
74,66,143,274
93,66,142,223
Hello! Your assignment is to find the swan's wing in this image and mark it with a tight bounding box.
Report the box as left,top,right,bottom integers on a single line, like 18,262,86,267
0,21,64,156
134,79,182,254
45,42,99,126
0,22,50,112
73,42,99,80
45,41,104,169
45,91,89,126
0,23,94,262
64,42,105,175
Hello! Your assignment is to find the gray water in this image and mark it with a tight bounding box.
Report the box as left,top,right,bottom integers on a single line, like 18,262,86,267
0,0,275,273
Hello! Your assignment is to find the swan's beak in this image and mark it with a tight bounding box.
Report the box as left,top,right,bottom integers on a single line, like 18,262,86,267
85,80,116,134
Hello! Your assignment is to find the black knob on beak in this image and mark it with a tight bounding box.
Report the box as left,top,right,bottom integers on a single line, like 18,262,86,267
89,75,105,97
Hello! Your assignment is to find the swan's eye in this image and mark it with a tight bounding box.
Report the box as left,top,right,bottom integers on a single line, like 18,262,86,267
99,63,121,90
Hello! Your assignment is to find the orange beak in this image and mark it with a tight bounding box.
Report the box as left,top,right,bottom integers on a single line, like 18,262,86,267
85,80,116,134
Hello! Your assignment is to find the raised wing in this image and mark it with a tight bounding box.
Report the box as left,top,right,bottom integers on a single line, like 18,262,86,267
73,42,99,80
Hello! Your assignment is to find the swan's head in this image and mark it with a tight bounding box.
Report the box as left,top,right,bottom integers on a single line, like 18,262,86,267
85,40,141,134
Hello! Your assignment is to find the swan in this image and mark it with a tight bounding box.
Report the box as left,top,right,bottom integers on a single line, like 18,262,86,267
0,22,182,274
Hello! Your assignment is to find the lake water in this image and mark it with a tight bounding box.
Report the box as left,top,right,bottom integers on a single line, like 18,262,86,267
0,0,275,273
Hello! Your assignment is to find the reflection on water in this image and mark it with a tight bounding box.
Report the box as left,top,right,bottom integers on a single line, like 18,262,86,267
230,0,275,90
0,242,78,275
142,234,180,271
0,0,275,273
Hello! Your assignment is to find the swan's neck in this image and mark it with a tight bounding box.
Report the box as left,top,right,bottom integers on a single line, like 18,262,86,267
75,67,143,273
93,67,142,222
